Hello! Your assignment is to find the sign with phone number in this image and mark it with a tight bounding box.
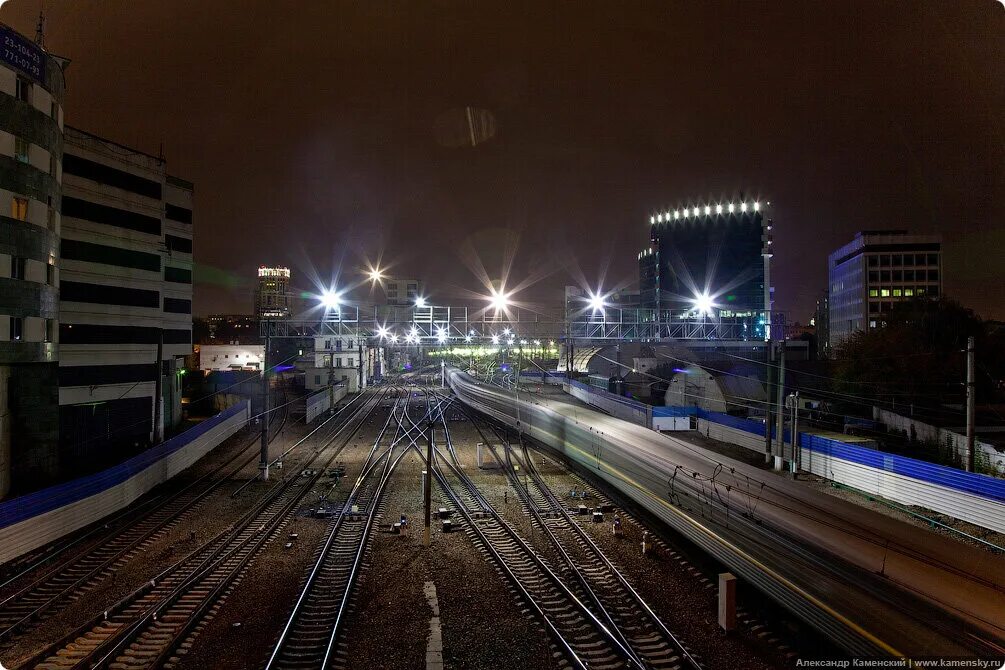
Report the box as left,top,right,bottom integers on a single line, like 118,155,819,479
1,25,45,85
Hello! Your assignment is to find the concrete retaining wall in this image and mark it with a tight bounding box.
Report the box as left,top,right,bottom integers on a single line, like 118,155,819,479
565,380,650,427
0,402,249,563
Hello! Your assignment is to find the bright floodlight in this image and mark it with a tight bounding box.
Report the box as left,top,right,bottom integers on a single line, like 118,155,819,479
657,213,663,223
693,292,714,317
436,329,447,343
715,204,723,214
673,210,680,220
692,206,700,217
650,215,655,224
588,292,605,312
464,335,472,343
491,334,500,345
753,201,761,211
728,203,735,213
367,267,384,282
415,296,427,308
507,338,515,345
503,327,511,335
741,202,748,212
489,289,510,311
376,326,389,339
704,205,711,215
320,290,341,309
390,334,399,344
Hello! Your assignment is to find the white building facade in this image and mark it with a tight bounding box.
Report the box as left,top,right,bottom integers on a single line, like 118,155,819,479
59,127,193,457
305,334,380,394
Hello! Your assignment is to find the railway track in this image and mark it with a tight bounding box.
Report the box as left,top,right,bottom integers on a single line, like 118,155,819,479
265,388,447,670
17,388,389,670
418,393,633,670
0,380,300,647
432,388,701,670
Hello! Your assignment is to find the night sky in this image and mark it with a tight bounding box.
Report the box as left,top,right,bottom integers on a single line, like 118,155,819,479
3,1,1002,321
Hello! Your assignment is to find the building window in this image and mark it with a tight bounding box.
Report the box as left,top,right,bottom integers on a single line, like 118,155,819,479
868,289,878,298
892,254,902,267
916,287,926,296
904,289,914,297
14,137,30,163
44,318,54,343
50,100,57,119
929,285,939,296
892,289,902,297
315,375,321,385
15,76,31,103
869,320,877,328
880,270,890,282
880,289,890,297
928,269,939,281
904,270,914,281
904,254,914,266
927,253,938,265
10,317,23,341
880,255,890,267
11,197,28,221
335,357,342,367
347,358,354,367
11,257,25,280
915,254,926,265
867,256,878,268
47,262,55,285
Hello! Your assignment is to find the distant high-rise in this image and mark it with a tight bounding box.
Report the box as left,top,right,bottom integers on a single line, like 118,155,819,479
638,199,772,335
255,266,291,319
827,230,942,351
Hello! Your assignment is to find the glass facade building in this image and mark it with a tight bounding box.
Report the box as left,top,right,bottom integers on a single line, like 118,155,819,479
638,201,771,335
827,231,942,351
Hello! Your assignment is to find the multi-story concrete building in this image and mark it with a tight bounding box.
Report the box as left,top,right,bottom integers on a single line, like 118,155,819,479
639,198,772,337
255,266,291,319
0,23,66,494
59,126,193,468
827,230,942,351
305,334,376,394
381,277,421,306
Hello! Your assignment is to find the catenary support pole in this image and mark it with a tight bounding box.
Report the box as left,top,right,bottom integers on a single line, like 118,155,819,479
152,328,163,444
966,336,976,472
792,391,800,473
260,334,271,481
764,338,774,464
775,339,787,466
424,423,433,547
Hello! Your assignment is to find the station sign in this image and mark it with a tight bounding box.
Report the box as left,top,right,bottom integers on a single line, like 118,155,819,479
1,24,45,85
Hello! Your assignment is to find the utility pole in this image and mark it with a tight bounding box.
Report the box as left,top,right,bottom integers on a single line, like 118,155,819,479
358,339,364,392
966,336,976,472
424,422,433,547
775,339,787,467
792,391,800,473
152,328,163,444
441,359,445,388
260,334,271,480
764,338,774,464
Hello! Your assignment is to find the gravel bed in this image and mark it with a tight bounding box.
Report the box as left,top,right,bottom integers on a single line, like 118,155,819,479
446,415,791,670
342,440,557,670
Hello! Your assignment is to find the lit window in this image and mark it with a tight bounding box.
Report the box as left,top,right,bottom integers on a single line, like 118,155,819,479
11,197,28,221
14,137,29,163
869,320,877,328
892,289,902,297
880,289,890,297
904,289,914,297
916,288,926,296
868,289,878,298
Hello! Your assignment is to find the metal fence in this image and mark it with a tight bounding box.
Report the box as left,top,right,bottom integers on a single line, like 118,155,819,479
0,401,249,528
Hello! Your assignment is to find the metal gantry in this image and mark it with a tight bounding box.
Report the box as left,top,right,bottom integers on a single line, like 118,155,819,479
259,304,781,344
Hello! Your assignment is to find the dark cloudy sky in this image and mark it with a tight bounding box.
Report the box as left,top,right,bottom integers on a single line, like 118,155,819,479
3,1,1003,321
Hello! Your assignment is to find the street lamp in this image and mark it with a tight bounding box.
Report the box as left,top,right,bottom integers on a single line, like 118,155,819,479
367,267,384,282
320,290,342,309
692,292,715,318
415,296,427,308
488,288,510,312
